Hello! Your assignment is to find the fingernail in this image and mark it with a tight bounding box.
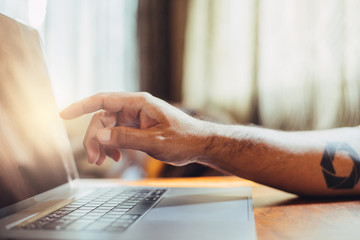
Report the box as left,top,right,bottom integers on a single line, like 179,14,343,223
98,129,111,142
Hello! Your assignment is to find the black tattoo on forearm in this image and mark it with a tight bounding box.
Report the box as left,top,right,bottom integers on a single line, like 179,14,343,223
320,142,360,189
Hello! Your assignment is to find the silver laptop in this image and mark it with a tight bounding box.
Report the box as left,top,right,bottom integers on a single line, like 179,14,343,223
0,14,256,240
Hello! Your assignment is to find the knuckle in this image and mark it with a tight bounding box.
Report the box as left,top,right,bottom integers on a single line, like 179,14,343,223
119,128,128,142
89,111,104,126
83,135,94,149
93,111,103,118
90,93,101,102
91,93,107,108
113,128,131,148
138,92,152,101
95,92,107,97
83,138,89,150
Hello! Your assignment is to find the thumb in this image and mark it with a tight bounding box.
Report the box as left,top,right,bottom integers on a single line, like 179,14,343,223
97,126,149,151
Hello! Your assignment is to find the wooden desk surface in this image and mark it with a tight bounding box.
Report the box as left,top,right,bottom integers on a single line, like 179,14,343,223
98,176,360,240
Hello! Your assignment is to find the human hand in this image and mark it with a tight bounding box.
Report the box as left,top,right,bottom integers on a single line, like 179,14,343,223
60,92,211,166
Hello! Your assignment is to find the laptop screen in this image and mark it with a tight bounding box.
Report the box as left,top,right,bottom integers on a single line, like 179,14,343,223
0,14,77,210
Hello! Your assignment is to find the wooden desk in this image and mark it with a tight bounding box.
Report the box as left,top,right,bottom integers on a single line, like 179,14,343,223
117,176,360,240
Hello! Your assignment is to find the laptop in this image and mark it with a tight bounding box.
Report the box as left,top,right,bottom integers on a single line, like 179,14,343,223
0,14,256,240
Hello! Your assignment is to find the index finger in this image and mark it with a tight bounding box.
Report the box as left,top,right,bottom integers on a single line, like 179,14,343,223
60,92,150,120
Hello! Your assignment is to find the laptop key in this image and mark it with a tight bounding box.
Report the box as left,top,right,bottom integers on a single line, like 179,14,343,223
106,225,127,231
126,200,158,215
44,220,71,230
119,214,140,220
85,221,113,231
65,220,95,231
102,214,120,219
22,187,166,232
24,223,41,229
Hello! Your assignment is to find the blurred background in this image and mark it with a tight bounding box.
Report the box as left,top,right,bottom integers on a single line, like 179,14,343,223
1,0,360,179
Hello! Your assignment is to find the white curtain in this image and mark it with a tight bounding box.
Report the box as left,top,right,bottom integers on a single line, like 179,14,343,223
0,0,139,108
183,0,360,130
258,0,360,130
184,0,257,123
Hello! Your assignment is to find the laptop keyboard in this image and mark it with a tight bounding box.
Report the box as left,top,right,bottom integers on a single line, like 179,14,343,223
22,187,166,232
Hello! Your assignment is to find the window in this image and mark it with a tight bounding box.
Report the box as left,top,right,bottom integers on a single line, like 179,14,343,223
0,0,139,108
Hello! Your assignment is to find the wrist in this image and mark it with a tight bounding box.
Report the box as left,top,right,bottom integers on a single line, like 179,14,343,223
194,122,251,170
192,120,227,166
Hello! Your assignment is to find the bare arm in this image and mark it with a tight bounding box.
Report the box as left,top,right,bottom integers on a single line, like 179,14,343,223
198,124,360,196
61,92,360,196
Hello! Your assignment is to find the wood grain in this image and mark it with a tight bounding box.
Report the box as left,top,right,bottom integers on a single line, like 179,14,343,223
253,185,360,240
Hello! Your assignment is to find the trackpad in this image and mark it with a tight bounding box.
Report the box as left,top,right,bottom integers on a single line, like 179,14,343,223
126,189,253,240
153,192,249,222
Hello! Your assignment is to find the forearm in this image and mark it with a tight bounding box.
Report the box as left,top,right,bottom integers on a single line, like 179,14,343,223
61,92,360,196
197,123,360,196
